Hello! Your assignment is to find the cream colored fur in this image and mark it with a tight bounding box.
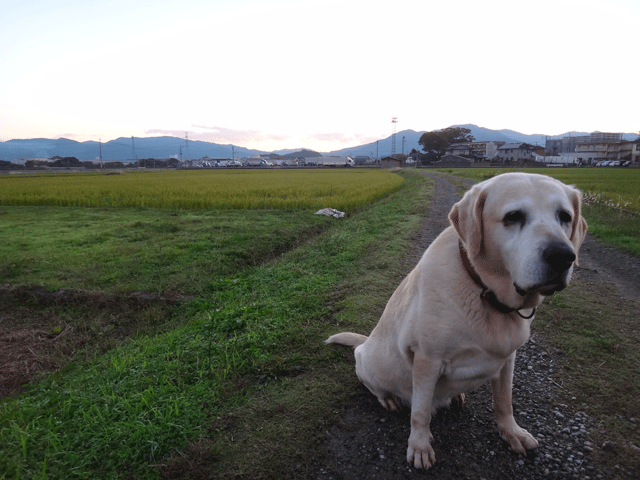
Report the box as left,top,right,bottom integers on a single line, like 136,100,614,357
326,172,588,470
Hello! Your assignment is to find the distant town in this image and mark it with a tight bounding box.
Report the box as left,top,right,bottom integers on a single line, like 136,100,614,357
438,132,639,168
1,129,638,171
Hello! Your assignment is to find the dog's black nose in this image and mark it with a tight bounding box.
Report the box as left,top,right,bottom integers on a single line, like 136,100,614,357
543,244,576,272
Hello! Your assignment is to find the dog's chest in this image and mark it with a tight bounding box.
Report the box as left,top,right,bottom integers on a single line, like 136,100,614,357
442,348,507,386
440,322,529,390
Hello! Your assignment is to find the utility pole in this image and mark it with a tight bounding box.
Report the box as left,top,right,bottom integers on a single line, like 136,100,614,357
184,132,190,165
391,117,398,157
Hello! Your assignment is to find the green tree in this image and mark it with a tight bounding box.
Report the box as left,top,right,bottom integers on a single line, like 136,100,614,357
418,127,475,164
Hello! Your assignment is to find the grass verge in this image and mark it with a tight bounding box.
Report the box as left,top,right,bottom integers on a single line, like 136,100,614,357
0,170,432,479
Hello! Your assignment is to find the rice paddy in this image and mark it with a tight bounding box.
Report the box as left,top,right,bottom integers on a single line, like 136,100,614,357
0,169,405,212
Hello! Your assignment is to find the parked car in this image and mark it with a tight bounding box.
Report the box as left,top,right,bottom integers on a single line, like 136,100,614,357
622,160,631,167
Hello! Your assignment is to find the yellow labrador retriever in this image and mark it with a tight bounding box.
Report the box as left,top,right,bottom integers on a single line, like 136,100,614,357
326,172,587,470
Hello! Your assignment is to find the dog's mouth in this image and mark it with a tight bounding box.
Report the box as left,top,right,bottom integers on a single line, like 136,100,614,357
514,278,568,297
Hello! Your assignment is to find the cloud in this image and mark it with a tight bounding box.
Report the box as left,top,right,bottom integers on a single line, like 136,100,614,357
146,126,291,146
306,132,381,146
142,126,384,152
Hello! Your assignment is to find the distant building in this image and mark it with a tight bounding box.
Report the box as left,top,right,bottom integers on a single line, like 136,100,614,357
379,156,402,168
545,137,582,155
546,132,623,158
353,156,371,165
575,133,623,162
445,141,505,160
619,139,640,166
496,143,538,161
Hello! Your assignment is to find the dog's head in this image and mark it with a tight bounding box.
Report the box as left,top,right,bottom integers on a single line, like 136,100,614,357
449,172,588,299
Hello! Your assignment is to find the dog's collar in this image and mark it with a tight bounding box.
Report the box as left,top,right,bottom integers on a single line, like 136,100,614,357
458,240,535,320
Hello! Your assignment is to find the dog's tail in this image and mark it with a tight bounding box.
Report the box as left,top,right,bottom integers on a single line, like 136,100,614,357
325,332,368,348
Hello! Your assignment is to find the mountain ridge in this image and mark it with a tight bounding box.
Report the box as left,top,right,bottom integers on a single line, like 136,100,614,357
1,126,637,161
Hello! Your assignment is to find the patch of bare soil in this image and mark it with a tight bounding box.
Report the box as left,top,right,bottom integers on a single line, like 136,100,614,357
0,285,180,397
0,328,68,398
309,172,640,480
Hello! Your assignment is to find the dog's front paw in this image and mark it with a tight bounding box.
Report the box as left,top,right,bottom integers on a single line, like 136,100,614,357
498,420,539,454
407,430,436,469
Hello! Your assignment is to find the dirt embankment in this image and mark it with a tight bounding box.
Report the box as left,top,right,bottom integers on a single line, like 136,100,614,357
310,172,640,480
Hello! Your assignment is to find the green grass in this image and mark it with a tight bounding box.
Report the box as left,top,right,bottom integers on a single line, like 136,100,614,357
0,207,332,295
0,170,432,480
581,204,640,256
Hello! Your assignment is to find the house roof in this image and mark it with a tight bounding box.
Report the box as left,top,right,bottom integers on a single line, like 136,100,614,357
497,143,536,150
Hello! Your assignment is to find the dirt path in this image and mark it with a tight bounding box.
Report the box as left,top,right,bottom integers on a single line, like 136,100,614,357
310,172,640,480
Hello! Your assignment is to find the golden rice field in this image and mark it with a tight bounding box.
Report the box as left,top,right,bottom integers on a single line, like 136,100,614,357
0,169,405,211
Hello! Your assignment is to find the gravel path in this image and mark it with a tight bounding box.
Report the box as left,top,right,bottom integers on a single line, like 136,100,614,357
310,171,640,480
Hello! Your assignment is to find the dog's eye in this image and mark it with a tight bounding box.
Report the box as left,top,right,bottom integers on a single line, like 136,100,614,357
558,210,572,224
503,210,525,226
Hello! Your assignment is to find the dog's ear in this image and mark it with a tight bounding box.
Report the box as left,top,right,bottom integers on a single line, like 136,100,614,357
569,187,588,265
449,184,488,258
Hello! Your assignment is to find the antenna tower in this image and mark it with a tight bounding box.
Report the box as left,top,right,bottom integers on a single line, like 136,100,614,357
131,136,138,163
391,117,398,157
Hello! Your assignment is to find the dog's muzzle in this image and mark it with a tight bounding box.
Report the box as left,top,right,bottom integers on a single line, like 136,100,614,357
515,243,576,297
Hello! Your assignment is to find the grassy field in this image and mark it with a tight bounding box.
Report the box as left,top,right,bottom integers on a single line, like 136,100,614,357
0,168,638,478
0,207,333,295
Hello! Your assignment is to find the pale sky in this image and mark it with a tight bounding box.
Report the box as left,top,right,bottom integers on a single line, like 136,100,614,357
1,0,639,152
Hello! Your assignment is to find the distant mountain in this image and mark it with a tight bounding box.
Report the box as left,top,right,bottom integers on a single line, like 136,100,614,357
329,130,425,158
281,149,323,159
0,136,264,162
452,125,544,144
